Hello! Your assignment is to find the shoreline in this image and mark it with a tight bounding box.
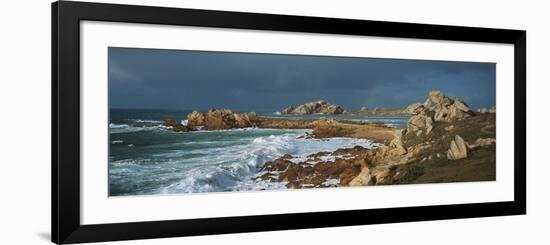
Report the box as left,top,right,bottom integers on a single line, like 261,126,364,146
254,116,398,143
252,113,496,189
143,90,497,191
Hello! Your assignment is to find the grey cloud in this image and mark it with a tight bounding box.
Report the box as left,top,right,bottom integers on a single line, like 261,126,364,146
109,47,495,111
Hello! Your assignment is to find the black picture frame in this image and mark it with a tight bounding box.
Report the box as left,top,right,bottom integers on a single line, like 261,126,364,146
52,1,526,244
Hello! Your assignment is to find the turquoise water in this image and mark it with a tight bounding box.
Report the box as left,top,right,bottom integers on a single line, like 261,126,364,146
108,109,408,196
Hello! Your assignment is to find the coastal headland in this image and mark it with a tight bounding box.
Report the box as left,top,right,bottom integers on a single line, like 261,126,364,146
162,90,496,188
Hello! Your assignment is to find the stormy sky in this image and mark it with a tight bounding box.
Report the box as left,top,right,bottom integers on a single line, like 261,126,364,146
109,47,496,112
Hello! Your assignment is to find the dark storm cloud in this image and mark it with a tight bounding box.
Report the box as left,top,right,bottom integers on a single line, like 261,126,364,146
109,47,496,112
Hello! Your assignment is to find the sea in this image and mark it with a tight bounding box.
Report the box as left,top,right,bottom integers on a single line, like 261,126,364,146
108,109,409,196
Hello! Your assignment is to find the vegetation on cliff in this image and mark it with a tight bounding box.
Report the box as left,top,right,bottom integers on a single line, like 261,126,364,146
162,90,496,189
257,91,496,188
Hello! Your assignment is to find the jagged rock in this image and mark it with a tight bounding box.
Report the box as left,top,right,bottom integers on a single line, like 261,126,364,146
282,106,294,114
163,118,191,132
406,103,426,115
445,125,455,132
447,135,468,160
373,168,392,184
246,112,257,121
262,147,368,188
202,109,255,130
407,113,434,135
205,109,235,130
405,99,435,135
233,113,248,128
406,91,472,135
429,91,473,122
187,111,206,127
468,138,496,149
349,167,373,186
389,129,407,155
407,141,433,158
163,118,179,127
423,98,432,108
425,116,434,134
281,100,345,115
445,102,471,121
453,99,470,112
429,90,452,106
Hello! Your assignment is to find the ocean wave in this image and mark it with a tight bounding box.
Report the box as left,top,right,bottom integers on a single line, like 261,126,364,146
109,123,129,129
111,140,124,145
129,119,163,123
153,133,376,194
189,127,303,134
109,123,171,134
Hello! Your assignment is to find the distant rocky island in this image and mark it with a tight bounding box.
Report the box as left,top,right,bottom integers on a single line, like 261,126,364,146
278,100,407,116
281,100,346,115
162,90,496,188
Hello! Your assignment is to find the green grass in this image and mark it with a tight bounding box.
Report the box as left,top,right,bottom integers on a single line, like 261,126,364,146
392,113,496,184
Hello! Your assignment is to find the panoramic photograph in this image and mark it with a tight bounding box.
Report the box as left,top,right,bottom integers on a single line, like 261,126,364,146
108,47,496,196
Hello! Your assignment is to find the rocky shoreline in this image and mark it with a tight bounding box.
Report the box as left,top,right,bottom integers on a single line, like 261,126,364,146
163,90,496,189
255,91,496,188
163,109,398,143
281,100,346,115
279,100,407,116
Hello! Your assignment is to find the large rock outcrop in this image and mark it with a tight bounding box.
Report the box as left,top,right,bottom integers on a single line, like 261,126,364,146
406,102,435,135
282,100,345,115
187,111,205,127
186,109,257,130
206,109,255,130
429,91,473,122
405,90,473,135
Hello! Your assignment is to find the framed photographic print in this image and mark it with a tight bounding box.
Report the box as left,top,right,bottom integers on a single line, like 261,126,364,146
52,1,526,244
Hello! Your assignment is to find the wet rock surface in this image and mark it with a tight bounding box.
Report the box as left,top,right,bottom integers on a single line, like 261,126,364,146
163,118,193,132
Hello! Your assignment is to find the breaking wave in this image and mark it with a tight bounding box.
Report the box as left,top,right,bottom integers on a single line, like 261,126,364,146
109,128,377,195
109,123,171,134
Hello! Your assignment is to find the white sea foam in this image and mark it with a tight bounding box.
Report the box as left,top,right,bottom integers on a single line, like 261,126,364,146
322,178,340,186
109,123,171,134
111,140,124,145
109,123,129,129
156,132,377,194
181,119,188,126
189,127,282,133
130,119,163,123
